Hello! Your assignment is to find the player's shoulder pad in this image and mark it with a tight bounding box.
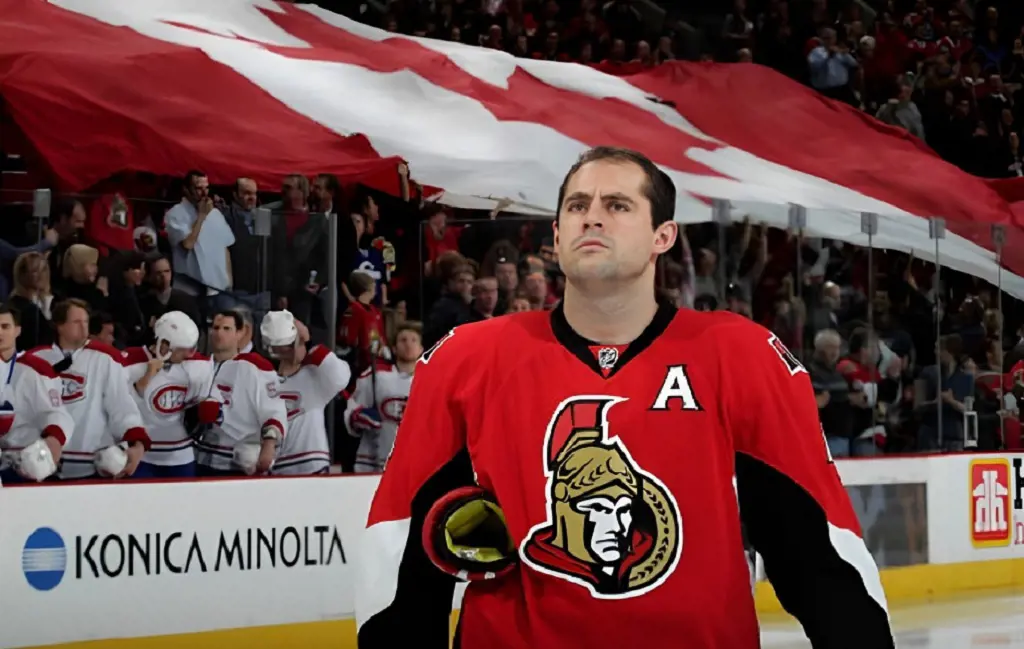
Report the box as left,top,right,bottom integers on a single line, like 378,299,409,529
17,353,58,378
84,340,126,364
24,344,52,356
235,351,275,372
121,346,150,366
301,344,332,367
357,358,394,379
420,317,519,368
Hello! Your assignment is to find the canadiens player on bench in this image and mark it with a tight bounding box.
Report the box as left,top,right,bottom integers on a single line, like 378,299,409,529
123,311,212,479
356,147,894,649
260,310,350,475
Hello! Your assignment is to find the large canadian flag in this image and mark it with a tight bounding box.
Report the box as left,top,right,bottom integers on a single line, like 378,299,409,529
3,0,1024,296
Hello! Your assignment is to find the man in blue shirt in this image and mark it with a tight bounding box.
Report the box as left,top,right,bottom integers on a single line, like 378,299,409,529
808,27,859,105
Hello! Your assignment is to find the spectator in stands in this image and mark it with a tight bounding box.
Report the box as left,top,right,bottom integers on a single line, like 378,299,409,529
57,244,107,315
523,269,555,310
164,170,235,317
876,80,926,139
807,27,859,105
340,270,388,375
138,255,201,330
89,311,116,346
471,276,499,320
809,329,855,456
48,198,86,282
347,210,389,307
270,174,330,340
8,251,54,350
223,177,271,326
917,334,972,453
481,243,519,315
423,256,475,348
694,248,721,301
506,296,532,314
0,227,56,301
107,251,148,347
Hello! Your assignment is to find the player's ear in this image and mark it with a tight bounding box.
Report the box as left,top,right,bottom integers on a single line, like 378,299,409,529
652,220,677,256
552,218,560,248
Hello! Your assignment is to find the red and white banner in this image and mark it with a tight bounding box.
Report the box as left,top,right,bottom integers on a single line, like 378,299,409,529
3,0,1024,296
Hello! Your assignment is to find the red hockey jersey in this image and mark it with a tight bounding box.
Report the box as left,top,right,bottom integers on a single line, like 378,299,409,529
356,303,892,649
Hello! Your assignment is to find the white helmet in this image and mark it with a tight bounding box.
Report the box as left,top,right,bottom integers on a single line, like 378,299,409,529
154,311,199,351
261,310,298,348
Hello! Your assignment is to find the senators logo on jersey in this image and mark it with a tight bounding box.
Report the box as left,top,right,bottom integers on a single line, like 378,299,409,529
521,396,682,599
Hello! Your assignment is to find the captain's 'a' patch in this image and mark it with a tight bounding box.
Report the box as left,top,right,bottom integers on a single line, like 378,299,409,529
768,334,805,376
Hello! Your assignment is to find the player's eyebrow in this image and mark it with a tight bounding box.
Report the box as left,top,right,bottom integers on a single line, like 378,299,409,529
562,191,637,206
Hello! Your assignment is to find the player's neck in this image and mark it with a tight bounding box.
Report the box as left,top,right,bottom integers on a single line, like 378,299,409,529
0,347,15,362
278,360,300,376
561,281,659,345
213,349,237,363
58,338,85,353
396,359,416,374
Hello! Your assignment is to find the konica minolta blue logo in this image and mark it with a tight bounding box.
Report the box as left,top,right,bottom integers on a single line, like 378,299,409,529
22,527,67,591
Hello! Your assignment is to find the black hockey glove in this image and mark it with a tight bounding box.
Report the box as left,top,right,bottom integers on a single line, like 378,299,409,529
422,486,517,582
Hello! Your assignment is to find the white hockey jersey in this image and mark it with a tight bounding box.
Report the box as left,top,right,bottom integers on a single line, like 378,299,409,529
272,345,351,476
194,352,287,472
0,353,75,472
26,342,148,478
123,347,215,467
344,361,413,473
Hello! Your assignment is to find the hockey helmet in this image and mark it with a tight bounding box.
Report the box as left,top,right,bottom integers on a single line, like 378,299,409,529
261,310,298,349
154,311,199,350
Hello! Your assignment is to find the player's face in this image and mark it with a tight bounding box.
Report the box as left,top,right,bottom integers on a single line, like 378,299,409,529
59,306,90,347
395,330,424,363
168,345,193,364
0,313,21,355
270,344,296,363
554,159,676,288
209,316,240,353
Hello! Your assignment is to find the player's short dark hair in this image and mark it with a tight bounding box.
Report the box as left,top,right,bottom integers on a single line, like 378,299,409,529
212,310,243,330
146,254,173,274
52,298,91,325
184,169,207,186
395,321,423,340
0,304,22,327
555,146,676,227
89,311,114,336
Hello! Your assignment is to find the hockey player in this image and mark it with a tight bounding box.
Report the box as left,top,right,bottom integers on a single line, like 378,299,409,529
357,147,893,649
0,305,75,484
194,310,287,476
27,299,149,480
260,310,350,475
345,321,420,473
123,311,212,478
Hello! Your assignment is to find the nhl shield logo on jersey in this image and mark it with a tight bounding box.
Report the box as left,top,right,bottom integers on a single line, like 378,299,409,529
521,396,682,599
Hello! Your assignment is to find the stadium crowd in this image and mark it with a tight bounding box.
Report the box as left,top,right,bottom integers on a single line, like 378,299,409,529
0,0,1022,481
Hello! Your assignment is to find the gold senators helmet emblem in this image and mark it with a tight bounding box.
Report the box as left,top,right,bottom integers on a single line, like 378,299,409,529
521,396,682,599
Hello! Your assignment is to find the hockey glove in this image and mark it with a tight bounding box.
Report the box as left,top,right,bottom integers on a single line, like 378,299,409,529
351,406,382,433
17,439,58,482
422,486,517,582
94,444,128,478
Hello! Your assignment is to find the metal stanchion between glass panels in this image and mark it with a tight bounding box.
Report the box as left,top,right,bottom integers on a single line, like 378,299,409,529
788,204,807,358
861,213,878,335
325,212,340,458
929,217,945,450
993,223,1007,448
712,199,730,306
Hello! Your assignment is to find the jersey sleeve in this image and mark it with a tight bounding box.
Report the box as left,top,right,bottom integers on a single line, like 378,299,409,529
241,359,286,440
304,345,351,409
722,324,893,648
356,328,475,648
102,357,150,449
17,358,75,446
344,369,374,436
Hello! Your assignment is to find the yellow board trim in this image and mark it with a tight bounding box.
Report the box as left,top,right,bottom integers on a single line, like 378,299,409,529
756,557,1024,617
24,559,1024,649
